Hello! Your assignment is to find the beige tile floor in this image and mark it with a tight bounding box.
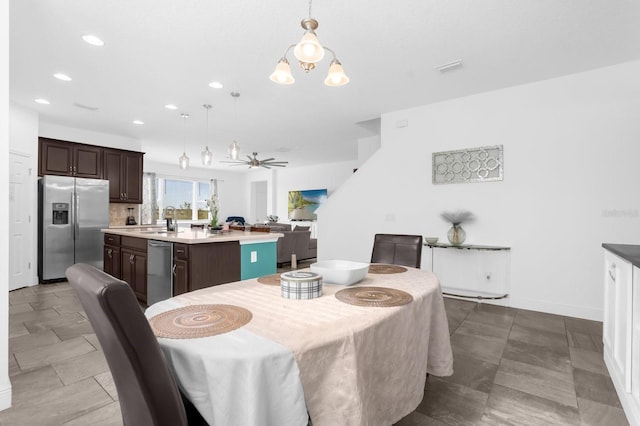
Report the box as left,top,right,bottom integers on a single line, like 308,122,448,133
0,267,630,425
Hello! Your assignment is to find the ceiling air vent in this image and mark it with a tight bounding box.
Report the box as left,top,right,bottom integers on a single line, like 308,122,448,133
435,60,463,73
73,102,99,111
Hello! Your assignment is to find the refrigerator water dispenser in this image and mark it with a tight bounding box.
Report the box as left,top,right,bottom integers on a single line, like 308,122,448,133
52,203,69,225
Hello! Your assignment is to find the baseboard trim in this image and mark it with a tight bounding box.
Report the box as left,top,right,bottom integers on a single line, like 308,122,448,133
0,382,12,412
505,296,603,321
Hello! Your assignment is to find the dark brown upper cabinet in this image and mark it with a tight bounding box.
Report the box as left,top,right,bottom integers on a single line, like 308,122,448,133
38,137,102,178
103,149,144,203
38,137,144,204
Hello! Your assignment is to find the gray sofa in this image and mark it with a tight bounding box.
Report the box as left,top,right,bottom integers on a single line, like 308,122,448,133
269,223,317,266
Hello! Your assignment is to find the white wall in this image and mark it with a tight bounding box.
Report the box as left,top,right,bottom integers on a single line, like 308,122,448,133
320,60,640,321
357,135,381,168
1,0,12,411
245,161,358,225
39,122,142,152
143,160,249,224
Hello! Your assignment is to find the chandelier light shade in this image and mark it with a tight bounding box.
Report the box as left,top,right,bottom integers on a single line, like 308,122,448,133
293,19,325,64
202,104,213,166
324,58,350,86
270,0,349,87
228,141,240,160
178,113,190,170
269,58,295,84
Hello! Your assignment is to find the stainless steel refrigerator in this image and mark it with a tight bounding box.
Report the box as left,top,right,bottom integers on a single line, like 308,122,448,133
38,175,109,282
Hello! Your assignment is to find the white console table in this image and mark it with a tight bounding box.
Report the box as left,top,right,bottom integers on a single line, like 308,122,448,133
424,242,511,304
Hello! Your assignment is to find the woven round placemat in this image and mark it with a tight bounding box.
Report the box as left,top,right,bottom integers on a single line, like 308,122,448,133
257,273,281,285
368,264,408,274
335,287,413,307
149,304,252,339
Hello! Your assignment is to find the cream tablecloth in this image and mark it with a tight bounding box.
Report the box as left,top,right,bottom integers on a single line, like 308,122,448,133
145,267,453,426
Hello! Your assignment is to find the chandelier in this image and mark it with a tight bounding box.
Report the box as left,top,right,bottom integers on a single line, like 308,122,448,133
269,0,349,87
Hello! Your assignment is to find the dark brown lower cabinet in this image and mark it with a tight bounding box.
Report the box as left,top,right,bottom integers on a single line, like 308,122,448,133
173,259,188,296
173,241,240,294
104,234,148,304
186,242,240,291
121,247,147,304
104,234,240,305
103,245,121,278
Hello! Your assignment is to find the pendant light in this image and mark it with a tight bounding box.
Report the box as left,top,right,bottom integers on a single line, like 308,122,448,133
228,141,240,160
228,92,241,160
201,104,213,166
178,113,190,170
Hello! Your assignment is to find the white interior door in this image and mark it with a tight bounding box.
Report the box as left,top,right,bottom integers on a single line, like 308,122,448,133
9,152,34,290
250,180,268,223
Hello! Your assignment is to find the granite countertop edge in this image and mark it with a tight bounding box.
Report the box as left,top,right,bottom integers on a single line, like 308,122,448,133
602,243,640,268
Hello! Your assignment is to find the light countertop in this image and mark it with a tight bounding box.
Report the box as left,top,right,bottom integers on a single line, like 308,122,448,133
103,227,283,245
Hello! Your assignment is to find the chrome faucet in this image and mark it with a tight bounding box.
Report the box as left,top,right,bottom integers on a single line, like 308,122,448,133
163,206,176,220
163,206,177,231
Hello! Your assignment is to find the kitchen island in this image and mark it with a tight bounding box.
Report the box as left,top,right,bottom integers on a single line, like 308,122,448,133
102,227,283,304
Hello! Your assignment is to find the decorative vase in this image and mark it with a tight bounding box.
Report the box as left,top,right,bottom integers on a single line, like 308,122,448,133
447,224,466,245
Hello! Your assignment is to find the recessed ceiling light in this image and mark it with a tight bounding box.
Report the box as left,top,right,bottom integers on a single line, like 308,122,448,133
209,81,223,89
34,98,50,105
53,73,72,81
133,120,144,125
165,104,178,110
82,34,104,46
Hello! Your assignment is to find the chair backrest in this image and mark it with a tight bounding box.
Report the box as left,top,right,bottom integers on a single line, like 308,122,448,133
190,223,205,229
66,264,188,426
370,234,423,268
226,216,245,225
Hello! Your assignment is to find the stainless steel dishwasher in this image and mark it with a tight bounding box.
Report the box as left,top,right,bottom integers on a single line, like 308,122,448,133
147,240,173,305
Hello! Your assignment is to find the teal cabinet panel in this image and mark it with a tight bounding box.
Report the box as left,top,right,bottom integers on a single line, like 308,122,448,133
241,241,277,280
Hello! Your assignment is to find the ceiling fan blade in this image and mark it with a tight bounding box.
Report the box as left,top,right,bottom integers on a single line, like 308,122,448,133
261,165,272,169
261,157,275,162
247,155,254,161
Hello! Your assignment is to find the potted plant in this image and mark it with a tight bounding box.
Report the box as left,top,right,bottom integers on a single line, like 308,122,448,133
206,194,222,232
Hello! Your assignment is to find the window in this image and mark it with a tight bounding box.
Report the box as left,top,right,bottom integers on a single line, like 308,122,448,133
156,177,211,221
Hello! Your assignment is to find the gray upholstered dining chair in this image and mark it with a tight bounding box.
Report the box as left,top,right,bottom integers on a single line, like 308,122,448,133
65,263,208,426
370,234,423,268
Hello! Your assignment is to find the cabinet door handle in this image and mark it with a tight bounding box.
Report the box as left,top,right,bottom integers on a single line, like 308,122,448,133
608,263,616,283
130,254,135,264
172,264,177,276
107,248,113,258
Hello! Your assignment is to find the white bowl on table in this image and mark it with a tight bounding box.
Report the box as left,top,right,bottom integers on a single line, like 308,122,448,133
310,260,370,286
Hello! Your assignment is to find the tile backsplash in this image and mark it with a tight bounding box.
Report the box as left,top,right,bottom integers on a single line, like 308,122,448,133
109,204,140,226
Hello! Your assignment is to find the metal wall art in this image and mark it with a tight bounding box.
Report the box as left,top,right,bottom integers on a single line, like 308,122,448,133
432,145,503,184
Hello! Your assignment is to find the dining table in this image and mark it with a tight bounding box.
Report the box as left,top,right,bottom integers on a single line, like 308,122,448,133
144,265,453,426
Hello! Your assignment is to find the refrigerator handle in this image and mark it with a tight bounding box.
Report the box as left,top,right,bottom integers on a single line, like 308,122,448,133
74,193,80,239
70,192,75,240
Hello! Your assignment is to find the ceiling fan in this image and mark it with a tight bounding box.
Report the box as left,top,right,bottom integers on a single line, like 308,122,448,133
223,152,288,169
